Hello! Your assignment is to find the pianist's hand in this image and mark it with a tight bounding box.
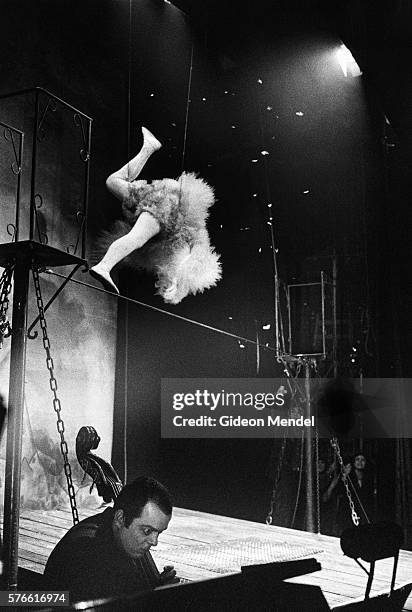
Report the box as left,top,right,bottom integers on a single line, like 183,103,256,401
159,565,179,585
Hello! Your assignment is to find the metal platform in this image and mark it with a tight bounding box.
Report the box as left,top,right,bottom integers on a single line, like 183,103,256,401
0,240,86,269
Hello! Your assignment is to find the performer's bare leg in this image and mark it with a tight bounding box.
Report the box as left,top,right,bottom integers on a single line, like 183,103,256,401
106,127,162,201
90,127,162,293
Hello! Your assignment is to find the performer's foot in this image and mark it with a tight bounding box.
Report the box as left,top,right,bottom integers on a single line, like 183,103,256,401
142,126,162,152
162,279,178,303
89,263,119,294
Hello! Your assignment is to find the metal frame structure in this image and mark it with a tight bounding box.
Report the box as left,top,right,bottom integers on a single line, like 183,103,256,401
0,121,24,243
0,243,85,589
286,270,336,359
0,87,92,259
271,259,338,534
0,89,92,589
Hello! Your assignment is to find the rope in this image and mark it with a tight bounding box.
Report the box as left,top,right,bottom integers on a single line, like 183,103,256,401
123,296,129,484
44,269,278,353
256,80,287,360
127,0,132,162
122,0,133,483
180,39,194,177
290,432,305,528
315,428,321,534
177,37,195,211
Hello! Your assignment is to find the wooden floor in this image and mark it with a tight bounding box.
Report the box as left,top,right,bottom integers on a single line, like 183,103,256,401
2,504,412,610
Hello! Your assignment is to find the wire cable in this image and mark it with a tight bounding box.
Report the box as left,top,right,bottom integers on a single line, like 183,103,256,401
44,269,278,353
122,0,134,483
180,40,194,177
176,36,195,210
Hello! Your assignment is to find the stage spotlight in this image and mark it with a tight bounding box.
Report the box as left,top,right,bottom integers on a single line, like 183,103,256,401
336,44,362,77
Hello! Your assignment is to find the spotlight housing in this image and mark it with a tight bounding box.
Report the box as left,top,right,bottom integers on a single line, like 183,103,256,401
336,44,362,77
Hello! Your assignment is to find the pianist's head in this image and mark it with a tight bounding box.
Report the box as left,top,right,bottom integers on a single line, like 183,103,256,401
112,476,173,559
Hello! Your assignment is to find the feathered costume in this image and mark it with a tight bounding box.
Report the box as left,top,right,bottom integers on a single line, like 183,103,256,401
98,172,221,304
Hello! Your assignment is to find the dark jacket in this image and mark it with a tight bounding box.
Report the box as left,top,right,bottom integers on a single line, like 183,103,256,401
44,507,155,603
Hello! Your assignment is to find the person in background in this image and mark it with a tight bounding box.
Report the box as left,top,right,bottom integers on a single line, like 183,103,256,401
336,453,377,532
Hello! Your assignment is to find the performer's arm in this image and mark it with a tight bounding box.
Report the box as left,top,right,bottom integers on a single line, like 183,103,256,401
322,474,340,503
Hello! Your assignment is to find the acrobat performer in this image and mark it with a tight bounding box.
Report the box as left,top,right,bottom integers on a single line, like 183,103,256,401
90,127,221,304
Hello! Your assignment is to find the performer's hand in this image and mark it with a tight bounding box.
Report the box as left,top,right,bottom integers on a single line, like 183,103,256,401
159,565,178,585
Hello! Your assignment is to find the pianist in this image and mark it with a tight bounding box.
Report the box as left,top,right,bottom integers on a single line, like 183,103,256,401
44,476,177,602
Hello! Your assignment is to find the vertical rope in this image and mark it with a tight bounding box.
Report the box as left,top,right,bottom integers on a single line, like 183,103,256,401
180,40,195,177
127,0,132,165
315,428,321,534
122,10,194,481
122,0,133,483
177,37,195,207
123,300,129,484
255,322,260,375
255,83,284,355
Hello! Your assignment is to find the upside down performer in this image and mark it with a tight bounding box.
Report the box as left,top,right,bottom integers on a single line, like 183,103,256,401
90,127,221,304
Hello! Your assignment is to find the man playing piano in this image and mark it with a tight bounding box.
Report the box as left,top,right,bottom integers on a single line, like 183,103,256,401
44,476,177,602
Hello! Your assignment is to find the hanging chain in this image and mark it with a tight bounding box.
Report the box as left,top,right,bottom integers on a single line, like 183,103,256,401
0,265,14,349
331,437,360,526
31,267,79,525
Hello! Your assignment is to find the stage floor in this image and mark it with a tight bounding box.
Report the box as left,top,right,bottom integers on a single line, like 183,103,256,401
3,504,412,610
